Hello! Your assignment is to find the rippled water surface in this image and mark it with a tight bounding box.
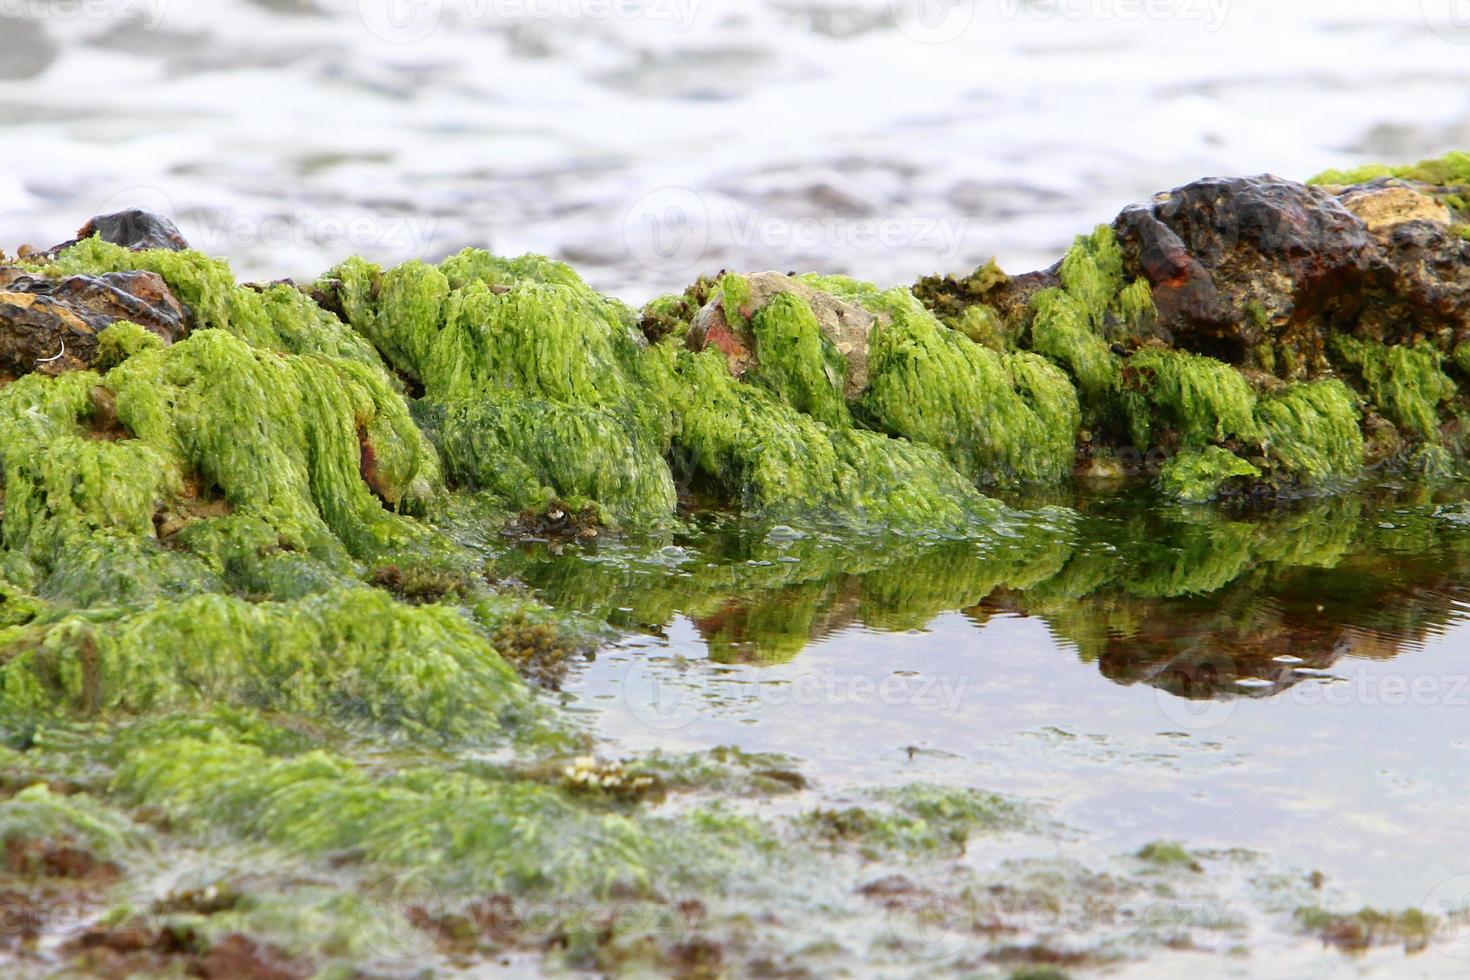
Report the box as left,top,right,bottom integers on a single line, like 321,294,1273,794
2,0,1469,300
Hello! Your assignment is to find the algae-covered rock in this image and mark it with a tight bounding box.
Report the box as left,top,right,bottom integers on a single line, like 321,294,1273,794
0,587,533,739
1158,447,1261,504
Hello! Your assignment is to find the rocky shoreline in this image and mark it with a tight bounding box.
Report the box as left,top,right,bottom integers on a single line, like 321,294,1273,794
1,153,1468,977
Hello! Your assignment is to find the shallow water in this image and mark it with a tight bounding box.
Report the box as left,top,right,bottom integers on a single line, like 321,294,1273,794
2,0,1469,301
489,481,1470,969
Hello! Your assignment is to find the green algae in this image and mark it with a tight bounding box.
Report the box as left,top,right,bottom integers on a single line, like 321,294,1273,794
857,287,1079,485
0,588,533,740
1136,840,1203,872
1295,905,1434,952
49,238,388,369
1029,287,1120,420
1121,348,1262,452
666,346,1001,530
110,721,772,898
92,319,165,371
746,290,851,427
803,783,1026,857
1333,337,1457,443
1257,379,1365,486
328,251,677,523
1310,150,1470,190
0,783,144,868
0,371,176,563
1158,447,1261,504
107,329,442,557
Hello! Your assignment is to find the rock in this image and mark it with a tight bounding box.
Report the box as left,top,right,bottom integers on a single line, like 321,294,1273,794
0,291,107,378
70,209,190,253
1357,218,1470,348
1113,173,1470,375
1336,179,1452,232
0,269,189,380
687,270,879,396
1113,174,1382,371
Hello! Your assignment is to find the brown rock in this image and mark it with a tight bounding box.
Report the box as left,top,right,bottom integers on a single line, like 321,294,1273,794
0,269,189,381
1113,174,1381,370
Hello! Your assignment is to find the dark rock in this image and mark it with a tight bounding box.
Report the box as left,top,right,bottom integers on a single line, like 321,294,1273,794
16,271,188,342
1113,174,1383,372
0,290,107,378
72,209,190,252
0,269,189,380
1347,199,1470,350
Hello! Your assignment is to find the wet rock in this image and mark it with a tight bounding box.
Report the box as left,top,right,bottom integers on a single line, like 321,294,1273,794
1113,175,1382,372
0,270,189,379
1357,218,1470,348
1112,174,1470,376
0,291,104,377
686,270,878,396
71,209,190,253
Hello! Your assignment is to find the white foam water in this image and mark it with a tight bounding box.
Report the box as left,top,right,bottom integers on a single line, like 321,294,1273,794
0,0,1467,302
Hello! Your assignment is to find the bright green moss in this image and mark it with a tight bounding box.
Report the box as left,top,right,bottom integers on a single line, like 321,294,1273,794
1029,287,1121,416
93,320,165,371
0,371,176,562
1122,349,1262,451
747,291,850,427
859,287,1080,485
1333,337,1456,442
1257,380,1365,485
328,251,676,523
1158,447,1261,504
107,329,441,558
1058,225,1125,319
50,238,387,369
0,588,532,739
952,302,1008,349
1024,227,1153,429
1309,150,1470,188
668,347,1001,530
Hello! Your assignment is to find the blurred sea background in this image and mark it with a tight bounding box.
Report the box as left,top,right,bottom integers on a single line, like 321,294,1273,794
1,0,1469,302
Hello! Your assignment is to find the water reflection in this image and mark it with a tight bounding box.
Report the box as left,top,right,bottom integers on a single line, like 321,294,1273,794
500,484,1470,700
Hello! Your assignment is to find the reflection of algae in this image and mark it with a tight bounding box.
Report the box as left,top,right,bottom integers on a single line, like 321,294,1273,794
510,488,1470,679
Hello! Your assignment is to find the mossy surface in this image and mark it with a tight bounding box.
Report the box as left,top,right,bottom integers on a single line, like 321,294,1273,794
1158,447,1261,504
1332,337,1456,443
857,287,1080,485
1257,379,1365,486
1122,349,1262,452
0,588,533,740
